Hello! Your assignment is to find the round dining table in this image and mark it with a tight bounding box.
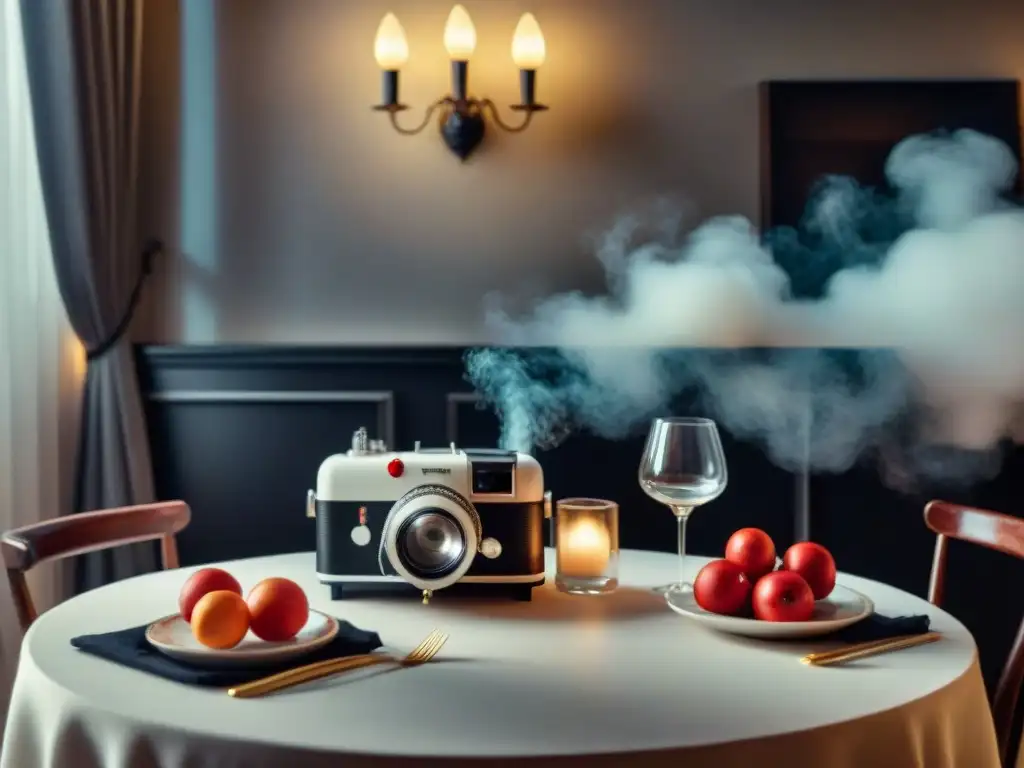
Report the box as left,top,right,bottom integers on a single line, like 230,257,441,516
1,548,1002,768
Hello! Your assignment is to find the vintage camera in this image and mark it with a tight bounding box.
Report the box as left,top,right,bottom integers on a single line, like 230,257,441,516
310,428,549,601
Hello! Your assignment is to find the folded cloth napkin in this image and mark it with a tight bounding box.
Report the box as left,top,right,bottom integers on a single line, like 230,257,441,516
71,620,383,687
834,612,931,644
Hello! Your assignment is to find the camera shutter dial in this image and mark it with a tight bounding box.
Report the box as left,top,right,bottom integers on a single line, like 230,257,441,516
480,537,502,559
350,525,372,546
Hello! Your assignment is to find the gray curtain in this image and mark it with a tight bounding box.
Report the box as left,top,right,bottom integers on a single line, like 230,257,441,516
20,0,159,591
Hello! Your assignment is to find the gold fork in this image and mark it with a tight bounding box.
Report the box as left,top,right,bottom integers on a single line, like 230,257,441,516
227,629,449,698
801,631,942,667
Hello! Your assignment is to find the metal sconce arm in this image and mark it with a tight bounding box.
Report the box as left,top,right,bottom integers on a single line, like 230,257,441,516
375,99,450,136
480,98,546,134
374,94,546,160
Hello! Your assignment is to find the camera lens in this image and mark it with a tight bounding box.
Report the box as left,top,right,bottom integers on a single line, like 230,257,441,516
396,510,466,577
384,485,481,592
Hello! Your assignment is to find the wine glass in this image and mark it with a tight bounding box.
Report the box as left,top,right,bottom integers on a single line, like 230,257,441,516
639,417,728,595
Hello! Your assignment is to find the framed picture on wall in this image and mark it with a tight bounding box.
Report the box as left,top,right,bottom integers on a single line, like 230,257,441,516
759,79,1021,230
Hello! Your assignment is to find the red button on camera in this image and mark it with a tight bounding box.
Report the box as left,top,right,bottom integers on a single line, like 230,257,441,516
387,458,404,478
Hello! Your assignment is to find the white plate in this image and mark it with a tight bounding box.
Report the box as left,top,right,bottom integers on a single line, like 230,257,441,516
666,583,875,639
146,609,340,668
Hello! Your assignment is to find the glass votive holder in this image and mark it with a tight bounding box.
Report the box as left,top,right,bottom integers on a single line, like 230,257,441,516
555,498,619,595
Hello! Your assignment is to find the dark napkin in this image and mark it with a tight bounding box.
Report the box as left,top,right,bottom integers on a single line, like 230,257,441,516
71,620,383,687
834,612,931,644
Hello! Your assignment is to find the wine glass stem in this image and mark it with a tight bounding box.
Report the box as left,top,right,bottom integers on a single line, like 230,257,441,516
675,507,691,586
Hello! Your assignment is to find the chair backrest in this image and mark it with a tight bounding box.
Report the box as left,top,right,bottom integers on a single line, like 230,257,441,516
924,499,1024,765
1,501,191,632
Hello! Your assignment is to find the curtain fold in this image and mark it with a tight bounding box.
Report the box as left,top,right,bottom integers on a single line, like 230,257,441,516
19,0,158,590
0,0,83,723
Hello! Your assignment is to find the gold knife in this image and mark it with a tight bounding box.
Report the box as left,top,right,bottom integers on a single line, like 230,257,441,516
801,632,941,666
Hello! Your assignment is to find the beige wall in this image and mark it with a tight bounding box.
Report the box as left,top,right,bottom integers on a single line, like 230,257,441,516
135,0,1024,344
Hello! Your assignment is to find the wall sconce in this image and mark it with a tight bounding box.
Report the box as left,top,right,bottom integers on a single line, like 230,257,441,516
372,5,548,161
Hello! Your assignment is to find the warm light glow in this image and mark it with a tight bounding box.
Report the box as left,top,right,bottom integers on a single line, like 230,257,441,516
66,333,87,384
511,13,546,69
443,4,477,60
374,13,409,69
558,519,611,578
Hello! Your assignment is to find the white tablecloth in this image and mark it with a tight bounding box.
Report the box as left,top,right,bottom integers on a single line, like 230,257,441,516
1,549,1001,767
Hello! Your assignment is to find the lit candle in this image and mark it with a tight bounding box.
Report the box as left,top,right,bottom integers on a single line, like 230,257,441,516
374,13,409,108
511,13,545,108
443,4,476,102
558,518,611,578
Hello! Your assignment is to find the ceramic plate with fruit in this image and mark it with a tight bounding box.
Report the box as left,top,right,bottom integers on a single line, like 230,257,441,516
145,568,340,668
667,528,874,639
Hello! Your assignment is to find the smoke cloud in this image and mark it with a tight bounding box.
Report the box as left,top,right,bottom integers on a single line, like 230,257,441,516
465,129,1024,488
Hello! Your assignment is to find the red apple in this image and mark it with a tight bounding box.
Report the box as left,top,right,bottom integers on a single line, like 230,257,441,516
752,571,815,622
694,559,752,616
178,568,243,622
783,542,837,600
725,527,777,581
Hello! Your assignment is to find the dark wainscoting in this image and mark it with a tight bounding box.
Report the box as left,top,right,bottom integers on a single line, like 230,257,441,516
136,344,1023,695
135,345,800,565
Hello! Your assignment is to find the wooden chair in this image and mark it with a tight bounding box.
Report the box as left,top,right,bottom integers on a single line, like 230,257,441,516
924,499,1024,765
1,501,191,633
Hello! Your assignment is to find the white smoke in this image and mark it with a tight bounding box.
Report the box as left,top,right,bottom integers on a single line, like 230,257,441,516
466,130,1024,487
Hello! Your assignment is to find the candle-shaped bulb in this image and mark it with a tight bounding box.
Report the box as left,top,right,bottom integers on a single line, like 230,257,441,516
512,13,546,69
374,13,409,69
444,4,477,60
